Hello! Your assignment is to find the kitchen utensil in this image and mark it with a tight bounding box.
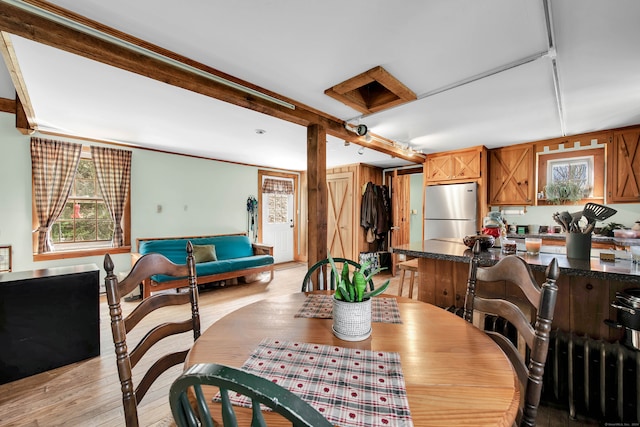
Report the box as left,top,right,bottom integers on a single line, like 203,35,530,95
552,211,569,232
560,211,573,232
583,222,596,234
568,210,584,233
582,203,617,222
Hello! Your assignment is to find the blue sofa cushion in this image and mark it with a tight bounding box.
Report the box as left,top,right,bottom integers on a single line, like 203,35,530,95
138,234,273,284
152,255,273,283
138,235,255,264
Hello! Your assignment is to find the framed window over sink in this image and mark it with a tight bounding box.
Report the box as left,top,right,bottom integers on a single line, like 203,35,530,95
537,146,605,205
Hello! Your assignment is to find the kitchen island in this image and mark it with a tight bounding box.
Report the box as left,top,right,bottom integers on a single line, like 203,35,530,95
392,238,640,340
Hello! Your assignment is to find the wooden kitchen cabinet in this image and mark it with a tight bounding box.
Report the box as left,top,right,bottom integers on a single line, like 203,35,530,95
425,146,482,183
488,143,535,205
608,128,640,203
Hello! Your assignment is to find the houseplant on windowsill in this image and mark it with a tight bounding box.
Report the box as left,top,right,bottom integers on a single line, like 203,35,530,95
544,181,585,205
328,253,390,341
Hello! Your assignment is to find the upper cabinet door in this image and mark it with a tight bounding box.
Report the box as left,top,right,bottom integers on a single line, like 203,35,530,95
452,150,482,179
488,144,535,206
425,154,453,182
425,147,482,183
609,129,640,203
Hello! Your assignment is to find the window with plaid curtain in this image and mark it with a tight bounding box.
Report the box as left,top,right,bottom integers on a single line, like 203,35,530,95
31,138,82,253
31,138,132,253
91,146,132,247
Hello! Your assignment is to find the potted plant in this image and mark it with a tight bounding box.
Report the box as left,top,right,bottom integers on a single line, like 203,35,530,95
544,181,584,205
328,253,390,341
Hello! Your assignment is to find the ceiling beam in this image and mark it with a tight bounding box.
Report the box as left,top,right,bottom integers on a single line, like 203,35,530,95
0,96,14,113
0,0,423,163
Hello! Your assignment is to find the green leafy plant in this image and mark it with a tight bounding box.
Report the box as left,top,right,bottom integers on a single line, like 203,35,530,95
598,222,625,237
328,253,390,302
544,181,584,205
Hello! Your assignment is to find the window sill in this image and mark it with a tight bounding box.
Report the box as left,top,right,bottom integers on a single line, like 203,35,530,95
33,246,131,262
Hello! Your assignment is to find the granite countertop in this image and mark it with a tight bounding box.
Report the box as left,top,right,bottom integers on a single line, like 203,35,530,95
392,238,640,284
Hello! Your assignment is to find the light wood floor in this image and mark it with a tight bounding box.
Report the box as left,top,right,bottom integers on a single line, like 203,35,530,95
0,262,596,426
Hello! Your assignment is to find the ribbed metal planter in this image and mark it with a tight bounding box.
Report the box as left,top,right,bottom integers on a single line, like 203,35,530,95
332,297,372,341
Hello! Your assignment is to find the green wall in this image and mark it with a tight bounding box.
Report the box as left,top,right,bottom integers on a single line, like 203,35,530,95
0,112,259,283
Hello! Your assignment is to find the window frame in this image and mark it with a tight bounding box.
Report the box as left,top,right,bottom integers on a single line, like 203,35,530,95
32,145,131,261
536,146,605,205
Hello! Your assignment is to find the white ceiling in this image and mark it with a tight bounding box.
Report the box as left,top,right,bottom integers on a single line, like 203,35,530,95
1,0,640,171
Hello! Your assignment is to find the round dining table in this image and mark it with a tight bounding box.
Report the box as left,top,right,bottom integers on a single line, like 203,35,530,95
185,292,519,426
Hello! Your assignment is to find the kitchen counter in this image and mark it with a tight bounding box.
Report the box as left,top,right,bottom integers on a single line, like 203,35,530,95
392,239,639,340
392,238,640,284
505,233,640,248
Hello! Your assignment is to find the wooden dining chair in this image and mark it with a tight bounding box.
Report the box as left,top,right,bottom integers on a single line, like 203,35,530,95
169,363,334,427
104,241,201,427
301,257,374,292
463,240,560,427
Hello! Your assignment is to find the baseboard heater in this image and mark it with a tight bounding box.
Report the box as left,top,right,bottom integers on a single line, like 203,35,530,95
444,307,639,423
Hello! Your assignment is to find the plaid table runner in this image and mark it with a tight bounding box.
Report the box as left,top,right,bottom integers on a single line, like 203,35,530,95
295,294,402,323
216,338,413,427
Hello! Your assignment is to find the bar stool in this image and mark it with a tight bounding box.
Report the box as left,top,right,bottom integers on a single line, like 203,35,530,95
397,258,418,298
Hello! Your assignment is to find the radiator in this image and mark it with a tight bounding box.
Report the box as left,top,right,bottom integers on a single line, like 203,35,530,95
444,306,640,423
543,330,640,424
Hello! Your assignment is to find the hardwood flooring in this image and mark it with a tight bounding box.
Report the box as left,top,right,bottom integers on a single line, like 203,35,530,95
0,262,597,426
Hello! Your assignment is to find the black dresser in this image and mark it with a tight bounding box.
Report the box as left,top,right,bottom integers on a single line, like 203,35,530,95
0,264,100,384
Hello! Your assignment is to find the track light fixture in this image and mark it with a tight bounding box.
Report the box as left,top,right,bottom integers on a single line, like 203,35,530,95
345,123,369,137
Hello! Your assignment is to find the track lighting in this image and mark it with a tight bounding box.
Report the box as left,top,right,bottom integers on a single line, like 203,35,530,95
357,147,365,155
345,123,369,137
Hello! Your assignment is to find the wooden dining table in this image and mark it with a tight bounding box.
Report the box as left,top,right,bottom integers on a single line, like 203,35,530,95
185,291,519,426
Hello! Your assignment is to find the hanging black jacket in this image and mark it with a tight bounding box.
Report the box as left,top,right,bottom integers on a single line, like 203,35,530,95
360,182,376,230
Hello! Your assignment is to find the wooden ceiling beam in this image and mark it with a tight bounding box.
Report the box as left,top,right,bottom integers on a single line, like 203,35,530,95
0,96,14,113
0,1,423,163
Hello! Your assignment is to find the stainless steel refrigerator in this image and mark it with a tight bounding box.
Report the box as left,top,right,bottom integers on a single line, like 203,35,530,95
424,182,477,240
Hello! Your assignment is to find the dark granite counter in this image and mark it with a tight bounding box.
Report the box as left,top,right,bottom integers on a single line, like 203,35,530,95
392,238,640,284
505,233,640,247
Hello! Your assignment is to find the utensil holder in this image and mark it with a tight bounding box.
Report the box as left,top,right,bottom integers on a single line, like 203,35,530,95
566,233,592,260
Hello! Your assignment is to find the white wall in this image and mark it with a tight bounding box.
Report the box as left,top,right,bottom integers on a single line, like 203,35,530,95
0,112,259,282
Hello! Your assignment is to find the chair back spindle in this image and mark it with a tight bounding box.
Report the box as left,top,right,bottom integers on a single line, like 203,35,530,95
104,241,201,427
463,240,559,427
170,363,334,427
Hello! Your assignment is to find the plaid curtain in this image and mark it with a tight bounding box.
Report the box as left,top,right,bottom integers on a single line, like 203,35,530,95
262,178,294,194
31,138,82,253
91,146,132,247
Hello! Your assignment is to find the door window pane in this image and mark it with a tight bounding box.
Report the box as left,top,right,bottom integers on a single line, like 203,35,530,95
268,194,289,224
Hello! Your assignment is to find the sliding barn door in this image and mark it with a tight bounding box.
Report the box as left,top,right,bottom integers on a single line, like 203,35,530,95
327,172,354,260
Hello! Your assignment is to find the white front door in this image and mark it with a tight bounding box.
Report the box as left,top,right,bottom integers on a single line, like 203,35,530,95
262,180,294,263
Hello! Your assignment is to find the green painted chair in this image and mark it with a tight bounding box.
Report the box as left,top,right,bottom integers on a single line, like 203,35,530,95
301,257,374,292
169,363,333,427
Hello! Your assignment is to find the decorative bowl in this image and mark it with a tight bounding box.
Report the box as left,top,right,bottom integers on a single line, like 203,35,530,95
463,234,495,250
